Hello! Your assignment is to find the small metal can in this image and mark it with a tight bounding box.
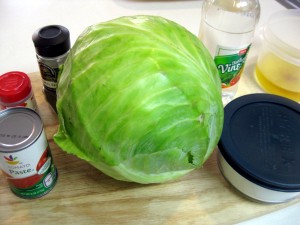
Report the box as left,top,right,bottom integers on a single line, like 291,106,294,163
0,108,57,199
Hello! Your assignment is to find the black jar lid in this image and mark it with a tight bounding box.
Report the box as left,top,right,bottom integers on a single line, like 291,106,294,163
218,94,300,192
32,25,70,57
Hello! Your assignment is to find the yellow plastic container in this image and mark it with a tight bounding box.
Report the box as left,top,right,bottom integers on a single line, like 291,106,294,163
255,10,300,102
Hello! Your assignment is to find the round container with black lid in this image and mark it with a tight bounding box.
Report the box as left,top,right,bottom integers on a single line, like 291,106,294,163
218,93,300,203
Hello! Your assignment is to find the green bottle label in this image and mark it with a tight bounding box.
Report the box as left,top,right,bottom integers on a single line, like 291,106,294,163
214,45,251,88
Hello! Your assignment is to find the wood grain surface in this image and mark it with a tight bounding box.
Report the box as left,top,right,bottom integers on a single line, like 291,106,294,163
0,72,299,225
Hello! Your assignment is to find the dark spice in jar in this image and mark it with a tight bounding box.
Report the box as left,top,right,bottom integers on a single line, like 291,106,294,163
32,25,70,113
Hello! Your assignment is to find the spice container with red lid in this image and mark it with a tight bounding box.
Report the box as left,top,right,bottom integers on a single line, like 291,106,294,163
0,71,37,111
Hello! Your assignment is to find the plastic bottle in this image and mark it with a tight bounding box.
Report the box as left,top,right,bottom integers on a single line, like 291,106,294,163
0,71,37,111
199,0,260,105
32,25,70,112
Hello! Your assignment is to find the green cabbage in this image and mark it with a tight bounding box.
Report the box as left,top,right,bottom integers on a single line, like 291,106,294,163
54,15,223,184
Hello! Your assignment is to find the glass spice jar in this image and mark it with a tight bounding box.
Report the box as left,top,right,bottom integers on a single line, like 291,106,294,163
32,25,70,112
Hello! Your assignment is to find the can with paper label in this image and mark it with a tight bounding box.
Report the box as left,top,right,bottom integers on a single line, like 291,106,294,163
0,108,57,199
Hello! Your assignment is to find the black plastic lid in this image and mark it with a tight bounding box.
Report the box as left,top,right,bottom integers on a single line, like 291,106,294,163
32,25,70,57
218,94,300,192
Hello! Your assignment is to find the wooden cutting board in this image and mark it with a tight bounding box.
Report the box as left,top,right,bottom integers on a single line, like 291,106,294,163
0,72,299,225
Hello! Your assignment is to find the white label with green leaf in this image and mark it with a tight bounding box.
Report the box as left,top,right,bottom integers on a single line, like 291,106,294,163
214,44,251,88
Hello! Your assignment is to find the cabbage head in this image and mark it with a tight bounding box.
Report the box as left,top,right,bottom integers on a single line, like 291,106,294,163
54,15,223,184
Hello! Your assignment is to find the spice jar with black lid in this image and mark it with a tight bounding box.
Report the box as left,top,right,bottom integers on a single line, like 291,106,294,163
32,25,70,112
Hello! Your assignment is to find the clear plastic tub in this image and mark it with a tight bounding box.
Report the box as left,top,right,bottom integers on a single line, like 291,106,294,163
255,9,300,102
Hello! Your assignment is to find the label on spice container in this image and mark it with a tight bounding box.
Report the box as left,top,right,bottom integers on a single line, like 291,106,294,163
38,62,59,91
0,95,37,111
214,44,251,88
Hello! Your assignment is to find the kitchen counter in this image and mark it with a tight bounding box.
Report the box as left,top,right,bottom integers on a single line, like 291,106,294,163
0,0,286,74
0,1,299,225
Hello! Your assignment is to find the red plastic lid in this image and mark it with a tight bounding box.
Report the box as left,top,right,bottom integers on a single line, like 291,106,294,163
0,71,32,104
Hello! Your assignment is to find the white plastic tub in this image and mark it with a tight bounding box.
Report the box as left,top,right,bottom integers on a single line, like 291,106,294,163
218,94,300,203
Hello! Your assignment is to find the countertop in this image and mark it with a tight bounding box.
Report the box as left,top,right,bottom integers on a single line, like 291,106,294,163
0,0,287,74
0,1,300,225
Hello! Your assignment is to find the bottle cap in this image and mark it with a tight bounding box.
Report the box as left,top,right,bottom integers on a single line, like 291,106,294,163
32,25,70,57
0,71,32,104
